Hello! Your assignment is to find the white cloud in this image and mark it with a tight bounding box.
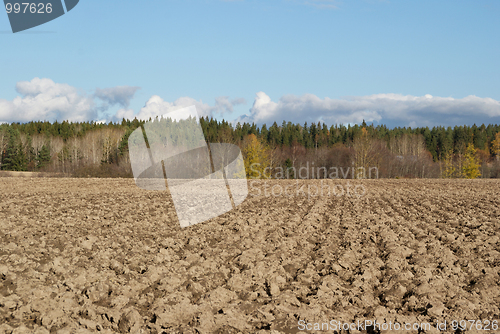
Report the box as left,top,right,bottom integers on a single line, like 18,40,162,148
215,96,246,115
0,78,96,123
116,95,246,121
132,95,213,121
115,108,135,121
95,86,140,108
0,78,247,124
237,92,500,127
3,78,498,128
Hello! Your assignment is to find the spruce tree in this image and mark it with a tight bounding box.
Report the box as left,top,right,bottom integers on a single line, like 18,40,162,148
37,145,51,170
2,129,27,171
1,134,17,170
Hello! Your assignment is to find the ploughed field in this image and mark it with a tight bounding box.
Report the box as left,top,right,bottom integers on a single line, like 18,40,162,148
0,178,499,334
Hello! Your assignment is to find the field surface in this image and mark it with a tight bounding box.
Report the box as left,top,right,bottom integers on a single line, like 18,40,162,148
0,178,499,334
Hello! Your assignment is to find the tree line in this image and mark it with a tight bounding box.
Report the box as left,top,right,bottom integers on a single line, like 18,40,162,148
1,118,499,179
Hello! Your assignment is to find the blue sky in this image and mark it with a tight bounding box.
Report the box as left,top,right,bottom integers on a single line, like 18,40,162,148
1,0,499,127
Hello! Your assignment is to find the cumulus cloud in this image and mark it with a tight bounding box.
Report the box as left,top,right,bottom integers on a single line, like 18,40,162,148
236,92,500,127
0,78,247,124
215,96,246,114
115,108,135,121
114,95,246,122
4,78,498,128
0,78,96,123
95,86,140,108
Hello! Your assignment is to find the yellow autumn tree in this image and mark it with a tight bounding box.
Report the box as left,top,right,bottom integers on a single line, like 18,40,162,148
441,149,455,178
462,143,481,179
241,134,270,179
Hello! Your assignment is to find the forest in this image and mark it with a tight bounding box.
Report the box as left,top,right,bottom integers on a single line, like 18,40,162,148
1,117,500,179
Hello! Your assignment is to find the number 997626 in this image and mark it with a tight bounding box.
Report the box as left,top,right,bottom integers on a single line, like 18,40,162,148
451,320,498,331
5,3,53,14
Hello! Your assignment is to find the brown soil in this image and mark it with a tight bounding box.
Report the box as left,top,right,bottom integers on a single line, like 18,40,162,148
0,171,40,178
0,178,499,333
